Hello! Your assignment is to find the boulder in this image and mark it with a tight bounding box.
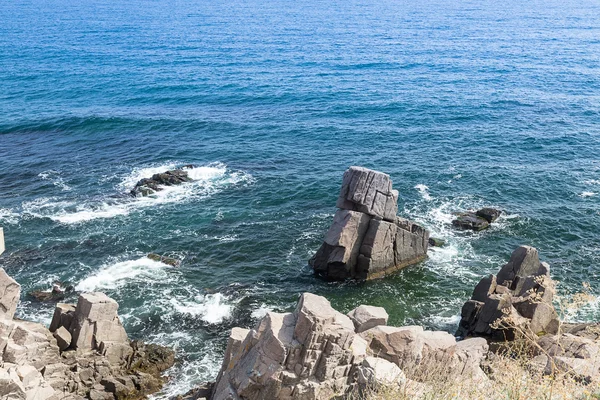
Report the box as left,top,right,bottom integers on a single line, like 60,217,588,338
347,305,389,333
311,167,429,280
476,208,502,223
0,267,20,320
53,326,72,351
130,168,194,197
456,246,559,339
452,212,489,231
428,237,446,247
211,293,489,400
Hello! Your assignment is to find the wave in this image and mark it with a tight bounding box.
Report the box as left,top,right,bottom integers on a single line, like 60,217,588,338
414,184,432,201
75,257,175,292
580,191,596,198
38,170,72,191
16,162,253,224
169,293,233,324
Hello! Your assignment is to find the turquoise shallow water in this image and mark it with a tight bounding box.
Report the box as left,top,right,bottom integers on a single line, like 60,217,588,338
1,0,600,395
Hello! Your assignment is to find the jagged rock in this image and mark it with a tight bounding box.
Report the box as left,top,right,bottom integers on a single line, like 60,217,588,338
0,267,174,400
210,293,488,400
311,167,429,280
29,282,74,303
456,245,560,339
336,166,398,221
347,305,389,333
147,253,181,267
53,326,72,351
130,168,194,197
357,356,405,387
0,267,20,320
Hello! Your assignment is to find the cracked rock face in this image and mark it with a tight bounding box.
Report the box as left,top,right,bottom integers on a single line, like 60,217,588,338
210,293,489,400
456,245,560,339
0,269,174,400
310,167,429,281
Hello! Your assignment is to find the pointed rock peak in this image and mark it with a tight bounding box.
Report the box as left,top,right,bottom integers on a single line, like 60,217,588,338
497,245,541,287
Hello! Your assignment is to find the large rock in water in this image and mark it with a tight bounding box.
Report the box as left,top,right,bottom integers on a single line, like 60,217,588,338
130,167,194,197
456,245,560,339
210,293,488,400
310,167,429,280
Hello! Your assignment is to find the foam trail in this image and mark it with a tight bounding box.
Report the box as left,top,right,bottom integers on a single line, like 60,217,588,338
414,184,432,201
76,257,174,292
580,192,596,198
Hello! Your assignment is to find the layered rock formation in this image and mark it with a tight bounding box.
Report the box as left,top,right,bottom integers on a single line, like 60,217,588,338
210,293,488,400
0,267,174,400
310,167,429,280
130,166,195,197
456,245,559,339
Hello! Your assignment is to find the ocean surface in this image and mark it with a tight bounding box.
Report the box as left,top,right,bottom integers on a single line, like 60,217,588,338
1,0,600,396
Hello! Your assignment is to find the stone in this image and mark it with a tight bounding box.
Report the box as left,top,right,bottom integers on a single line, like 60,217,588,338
53,326,72,351
428,237,446,247
357,356,405,387
222,327,250,370
336,166,397,221
130,167,194,197
0,267,21,320
147,252,181,267
49,303,76,332
476,208,502,223
311,167,429,281
76,292,119,322
456,245,560,339
347,305,389,333
0,227,4,255
451,212,489,231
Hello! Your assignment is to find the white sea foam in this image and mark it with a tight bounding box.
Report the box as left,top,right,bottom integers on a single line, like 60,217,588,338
20,162,252,224
414,184,432,201
38,170,72,191
75,257,174,292
580,191,596,198
170,293,232,324
583,179,600,185
0,208,20,224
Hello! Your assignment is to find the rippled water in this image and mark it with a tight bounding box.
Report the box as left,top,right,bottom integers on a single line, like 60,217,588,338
1,0,600,396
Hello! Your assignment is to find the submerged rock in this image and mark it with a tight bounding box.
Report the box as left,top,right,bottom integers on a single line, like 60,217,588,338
29,281,74,303
147,253,181,267
428,237,446,247
452,208,502,231
130,167,194,197
310,167,429,280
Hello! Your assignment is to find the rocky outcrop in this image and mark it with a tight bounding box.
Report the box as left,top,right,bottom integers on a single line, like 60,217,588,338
452,208,502,231
210,293,488,400
147,253,181,267
456,245,559,339
0,269,174,400
310,167,429,280
130,167,194,197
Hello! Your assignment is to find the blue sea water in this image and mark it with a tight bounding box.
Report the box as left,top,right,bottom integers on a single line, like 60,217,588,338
1,0,600,395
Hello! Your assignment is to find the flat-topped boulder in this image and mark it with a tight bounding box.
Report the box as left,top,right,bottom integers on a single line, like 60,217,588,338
310,167,429,280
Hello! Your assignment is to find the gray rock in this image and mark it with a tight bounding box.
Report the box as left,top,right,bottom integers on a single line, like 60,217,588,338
53,326,72,351
452,212,489,231
347,305,389,333
336,166,397,221
130,168,194,197
428,237,446,247
311,167,429,281
476,208,502,223
0,267,20,320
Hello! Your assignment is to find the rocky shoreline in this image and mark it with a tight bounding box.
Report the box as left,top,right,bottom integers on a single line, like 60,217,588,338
2,167,599,399
0,267,174,400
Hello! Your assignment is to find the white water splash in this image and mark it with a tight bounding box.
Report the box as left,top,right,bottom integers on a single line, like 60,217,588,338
76,257,175,292
170,293,233,324
38,170,72,191
414,184,432,201
580,191,596,198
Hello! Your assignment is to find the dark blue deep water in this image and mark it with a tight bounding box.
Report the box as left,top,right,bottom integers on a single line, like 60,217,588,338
1,0,600,395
